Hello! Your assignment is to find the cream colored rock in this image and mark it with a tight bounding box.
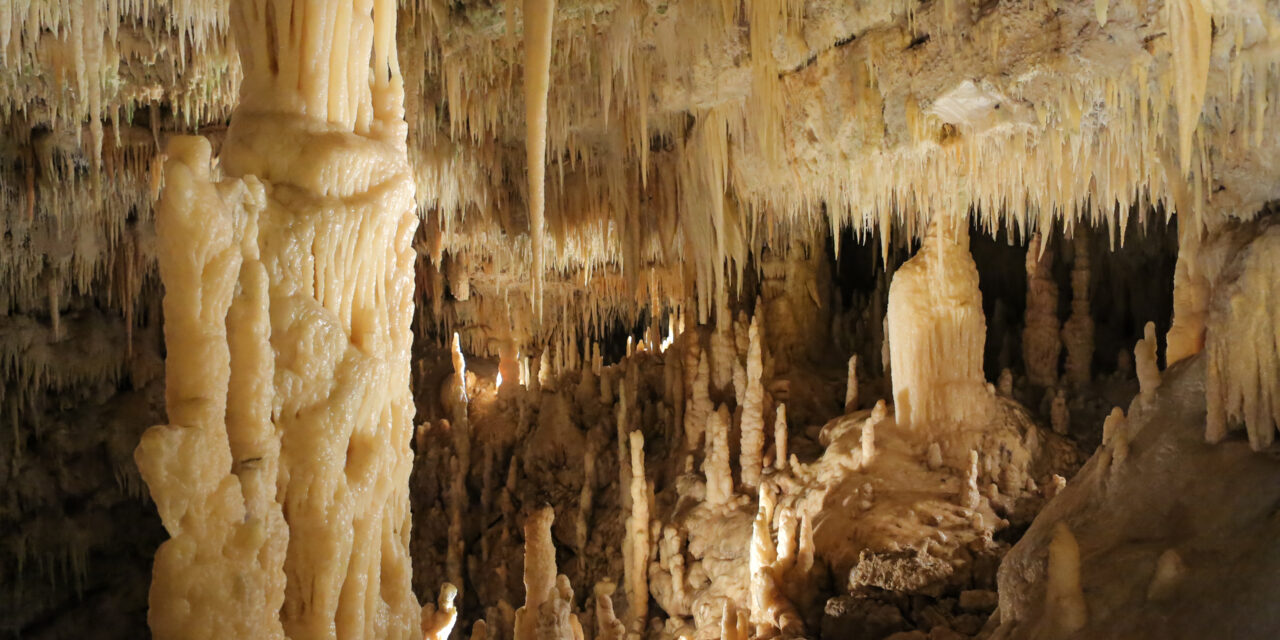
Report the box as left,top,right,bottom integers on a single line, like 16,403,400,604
625,430,651,630
1135,322,1162,403
421,583,459,640
704,405,734,507
887,219,992,431
515,506,577,640
1044,522,1088,637
135,1,421,636
740,316,766,489
773,404,789,471
594,581,627,640
845,354,859,412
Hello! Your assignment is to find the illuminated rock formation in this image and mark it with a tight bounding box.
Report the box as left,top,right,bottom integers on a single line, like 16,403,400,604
887,219,991,431
134,1,420,636
7,1,1280,639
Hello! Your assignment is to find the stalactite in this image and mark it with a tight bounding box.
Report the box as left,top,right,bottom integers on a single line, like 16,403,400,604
1023,233,1062,388
1203,221,1280,449
1168,0,1212,176
523,0,557,319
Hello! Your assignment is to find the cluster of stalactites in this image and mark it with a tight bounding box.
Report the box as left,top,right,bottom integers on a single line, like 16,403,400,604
1200,219,1280,450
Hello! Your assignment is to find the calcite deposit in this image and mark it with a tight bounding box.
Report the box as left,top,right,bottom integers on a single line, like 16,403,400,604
3,1,1280,639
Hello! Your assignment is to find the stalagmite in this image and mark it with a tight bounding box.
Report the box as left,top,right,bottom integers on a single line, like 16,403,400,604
616,386,633,515
134,1,420,636
447,252,472,301
1166,228,1207,367
773,403,788,471
1062,233,1094,385
845,354,859,412
749,483,777,630
523,0,557,319
1023,233,1062,388
46,270,61,343
577,437,597,558
594,581,627,640
705,405,734,507
421,583,459,640
1044,522,1088,637
711,304,736,394
998,368,1015,397
862,400,885,464
538,349,552,390
740,316,766,489
1147,549,1187,601
625,430,650,631
1050,389,1070,435
721,602,751,640
962,450,982,510
447,455,467,602
887,219,990,430
685,353,712,450
515,506,571,640
1101,407,1127,447
927,442,944,471
133,137,287,639
1116,349,1134,378
1135,322,1161,402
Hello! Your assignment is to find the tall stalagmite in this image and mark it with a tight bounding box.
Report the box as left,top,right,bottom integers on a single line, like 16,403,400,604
1023,233,1061,388
134,0,421,636
1062,233,1094,386
886,219,990,430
